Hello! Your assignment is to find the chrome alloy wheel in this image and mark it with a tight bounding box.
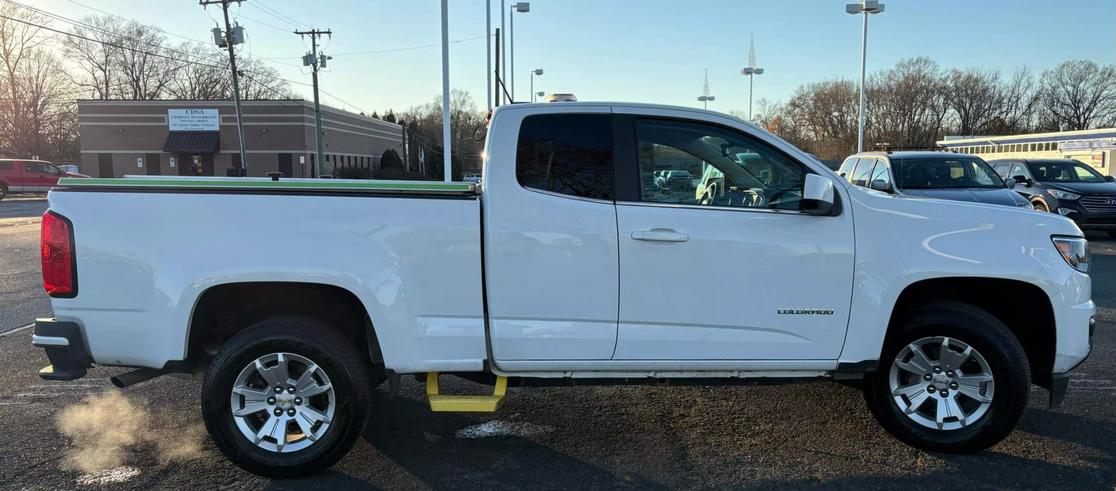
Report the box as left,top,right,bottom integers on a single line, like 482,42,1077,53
889,336,995,431
230,352,336,453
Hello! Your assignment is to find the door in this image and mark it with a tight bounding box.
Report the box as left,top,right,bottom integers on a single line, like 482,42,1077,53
278,154,293,178
612,116,855,360
98,154,114,178
484,110,620,361
145,153,161,176
22,161,60,192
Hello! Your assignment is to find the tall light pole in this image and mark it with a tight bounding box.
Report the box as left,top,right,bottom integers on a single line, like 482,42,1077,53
500,0,506,92
846,0,884,153
739,33,764,121
510,2,530,101
486,0,492,110
440,0,452,182
530,68,543,102
697,69,715,110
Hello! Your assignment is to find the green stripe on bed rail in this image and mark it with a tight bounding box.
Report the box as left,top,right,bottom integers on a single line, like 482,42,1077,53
57,177,476,193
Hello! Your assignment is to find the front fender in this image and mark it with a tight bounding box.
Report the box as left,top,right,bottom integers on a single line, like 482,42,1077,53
839,189,1082,364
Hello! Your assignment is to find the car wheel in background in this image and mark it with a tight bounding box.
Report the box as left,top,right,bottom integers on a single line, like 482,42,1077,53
1032,200,1049,213
863,301,1029,453
0,184,6,201
201,316,371,478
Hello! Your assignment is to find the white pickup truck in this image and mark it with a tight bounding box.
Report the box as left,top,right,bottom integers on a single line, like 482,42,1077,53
34,102,1094,477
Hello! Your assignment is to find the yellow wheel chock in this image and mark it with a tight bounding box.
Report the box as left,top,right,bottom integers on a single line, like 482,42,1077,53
425,372,507,412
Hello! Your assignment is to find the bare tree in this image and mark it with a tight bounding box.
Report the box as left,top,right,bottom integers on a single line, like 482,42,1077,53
867,57,949,148
1040,60,1116,130
62,15,124,99
944,68,1002,136
0,4,74,159
165,41,228,99
114,21,174,99
238,57,294,100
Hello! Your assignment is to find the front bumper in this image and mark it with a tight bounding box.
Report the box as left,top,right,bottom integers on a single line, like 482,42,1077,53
32,318,91,381
1054,202,1116,229
1047,315,1095,408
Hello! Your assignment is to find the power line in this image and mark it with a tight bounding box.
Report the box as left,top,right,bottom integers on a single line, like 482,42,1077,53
259,34,490,61
64,0,207,44
246,2,305,30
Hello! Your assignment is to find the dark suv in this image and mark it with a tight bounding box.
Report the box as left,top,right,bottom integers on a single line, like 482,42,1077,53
990,158,1116,236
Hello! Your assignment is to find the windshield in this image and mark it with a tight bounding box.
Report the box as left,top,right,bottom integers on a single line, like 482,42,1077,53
1027,161,1106,183
893,157,1005,189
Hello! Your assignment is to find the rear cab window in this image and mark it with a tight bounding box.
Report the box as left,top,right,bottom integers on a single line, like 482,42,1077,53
516,113,614,200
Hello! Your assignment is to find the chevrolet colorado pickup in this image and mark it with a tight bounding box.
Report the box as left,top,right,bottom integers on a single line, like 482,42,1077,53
33,102,1094,477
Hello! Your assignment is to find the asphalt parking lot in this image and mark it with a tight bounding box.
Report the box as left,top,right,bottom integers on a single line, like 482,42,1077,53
0,197,1113,489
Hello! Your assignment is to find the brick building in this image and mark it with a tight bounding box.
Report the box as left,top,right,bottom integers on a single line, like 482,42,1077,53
78,99,403,178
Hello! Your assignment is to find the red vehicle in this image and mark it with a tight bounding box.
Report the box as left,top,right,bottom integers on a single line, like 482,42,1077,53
0,159,89,200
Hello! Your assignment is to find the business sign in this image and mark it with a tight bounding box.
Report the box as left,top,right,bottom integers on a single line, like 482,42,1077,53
1061,139,1116,151
168,109,219,131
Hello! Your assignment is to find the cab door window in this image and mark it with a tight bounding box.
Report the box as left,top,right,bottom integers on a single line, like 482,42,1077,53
633,118,806,210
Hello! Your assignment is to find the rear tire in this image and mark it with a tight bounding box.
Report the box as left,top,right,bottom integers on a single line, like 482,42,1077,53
202,316,371,478
0,184,6,201
863,301,1029,453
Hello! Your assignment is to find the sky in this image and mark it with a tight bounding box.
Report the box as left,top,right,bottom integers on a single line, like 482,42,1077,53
34,0,1116,116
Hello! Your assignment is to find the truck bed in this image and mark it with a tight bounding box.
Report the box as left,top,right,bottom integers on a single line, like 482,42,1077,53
46,177,486,371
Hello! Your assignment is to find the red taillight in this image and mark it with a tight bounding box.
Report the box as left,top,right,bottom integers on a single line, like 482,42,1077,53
41,211,76,297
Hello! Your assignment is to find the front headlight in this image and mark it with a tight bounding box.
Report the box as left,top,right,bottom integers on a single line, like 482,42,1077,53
1049,190,1081,200
1052,236,1089,273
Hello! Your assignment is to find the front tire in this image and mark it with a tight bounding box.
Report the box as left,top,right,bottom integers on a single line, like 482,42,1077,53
0,184,6,201
863,301,1029,453
1032,200,1049,213
202,317,371,478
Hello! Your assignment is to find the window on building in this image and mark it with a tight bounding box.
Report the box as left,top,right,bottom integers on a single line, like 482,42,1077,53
516,113,614,200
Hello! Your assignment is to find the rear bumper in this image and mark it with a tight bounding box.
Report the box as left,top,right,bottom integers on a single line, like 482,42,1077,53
32,318,91,381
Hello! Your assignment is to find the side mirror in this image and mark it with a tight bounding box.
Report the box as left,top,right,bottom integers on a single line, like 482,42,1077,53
801,174,836,216
1011,175,1031,187
869,179,893,193
1106,176,1115,183
1004,178,1016,188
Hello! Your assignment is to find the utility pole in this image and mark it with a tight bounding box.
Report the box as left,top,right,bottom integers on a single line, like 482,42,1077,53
296,28,332,178
200,0,248,176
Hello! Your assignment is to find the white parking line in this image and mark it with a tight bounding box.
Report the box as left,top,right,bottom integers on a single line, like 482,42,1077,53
0,323,34,337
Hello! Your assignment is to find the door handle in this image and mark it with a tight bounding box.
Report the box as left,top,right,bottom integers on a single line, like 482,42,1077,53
631,229,689,242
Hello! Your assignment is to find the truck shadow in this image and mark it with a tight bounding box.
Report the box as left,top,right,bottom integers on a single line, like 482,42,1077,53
265,388,665,491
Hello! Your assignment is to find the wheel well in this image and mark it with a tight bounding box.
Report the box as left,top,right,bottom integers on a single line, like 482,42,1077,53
887,277,1055,384
186,282,382,369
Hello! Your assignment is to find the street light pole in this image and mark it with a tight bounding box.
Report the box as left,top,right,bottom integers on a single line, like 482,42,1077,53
440,0,452,182
530,68,543,102
846,0,884,153
510,2,530,101
486,0,492,110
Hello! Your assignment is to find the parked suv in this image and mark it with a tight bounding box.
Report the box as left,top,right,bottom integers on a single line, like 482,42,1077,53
989,158,1116,236
837,151,1032,209
0,159,89,200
